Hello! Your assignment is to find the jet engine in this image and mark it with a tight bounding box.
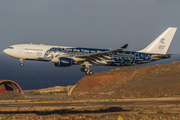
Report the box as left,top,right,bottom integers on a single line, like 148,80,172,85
54,57,74,67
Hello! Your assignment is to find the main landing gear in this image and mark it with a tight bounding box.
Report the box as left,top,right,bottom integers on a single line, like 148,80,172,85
81,67,93,75
20,59,24,67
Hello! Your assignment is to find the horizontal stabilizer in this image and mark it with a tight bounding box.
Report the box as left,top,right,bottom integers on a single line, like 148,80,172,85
151,53,175,60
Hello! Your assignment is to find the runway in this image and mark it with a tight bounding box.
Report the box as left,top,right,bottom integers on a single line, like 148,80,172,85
1,100,180,107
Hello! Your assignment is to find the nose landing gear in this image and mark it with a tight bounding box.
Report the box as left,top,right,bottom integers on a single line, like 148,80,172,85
20,59,24,67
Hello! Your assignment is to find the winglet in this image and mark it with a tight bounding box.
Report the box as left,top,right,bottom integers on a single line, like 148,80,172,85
121,44,128,49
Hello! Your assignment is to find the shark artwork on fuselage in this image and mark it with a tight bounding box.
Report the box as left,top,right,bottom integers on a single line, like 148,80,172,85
3,27,177,75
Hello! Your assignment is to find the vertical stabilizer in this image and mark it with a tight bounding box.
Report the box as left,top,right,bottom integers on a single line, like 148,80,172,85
137,27,177,54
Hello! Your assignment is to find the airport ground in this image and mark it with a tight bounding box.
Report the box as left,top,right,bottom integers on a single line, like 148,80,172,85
1,92,180,120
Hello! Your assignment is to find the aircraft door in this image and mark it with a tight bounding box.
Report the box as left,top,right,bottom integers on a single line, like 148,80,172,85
135,53,139,60
18,46,24,53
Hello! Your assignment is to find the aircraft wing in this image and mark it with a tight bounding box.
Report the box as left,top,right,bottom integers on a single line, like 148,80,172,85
151,53,175,60
75,44,128,63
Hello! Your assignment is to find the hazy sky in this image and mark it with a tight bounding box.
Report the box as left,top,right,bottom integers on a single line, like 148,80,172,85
1,0,180,55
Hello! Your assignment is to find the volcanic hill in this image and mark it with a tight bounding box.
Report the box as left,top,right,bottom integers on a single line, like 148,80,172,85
70,61,180,100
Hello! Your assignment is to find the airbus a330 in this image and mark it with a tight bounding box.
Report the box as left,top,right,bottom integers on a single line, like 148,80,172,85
3,27,177,75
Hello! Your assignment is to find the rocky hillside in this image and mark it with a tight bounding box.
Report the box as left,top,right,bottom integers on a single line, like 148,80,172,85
70,61,180,99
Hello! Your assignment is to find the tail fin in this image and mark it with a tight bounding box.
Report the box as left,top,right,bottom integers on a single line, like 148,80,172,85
137,27,177,54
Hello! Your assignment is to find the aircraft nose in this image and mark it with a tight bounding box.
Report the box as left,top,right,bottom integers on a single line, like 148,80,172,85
3,49,7,54
3,49,10,55
3,48,16,58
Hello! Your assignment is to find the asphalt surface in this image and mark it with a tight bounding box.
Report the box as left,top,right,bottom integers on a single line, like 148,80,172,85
1,100,180,107
1,93,180,107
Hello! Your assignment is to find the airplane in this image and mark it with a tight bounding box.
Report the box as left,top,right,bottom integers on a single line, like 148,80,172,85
3,27,177,75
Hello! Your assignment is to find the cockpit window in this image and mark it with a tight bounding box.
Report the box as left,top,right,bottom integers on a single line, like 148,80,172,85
8,47,14,49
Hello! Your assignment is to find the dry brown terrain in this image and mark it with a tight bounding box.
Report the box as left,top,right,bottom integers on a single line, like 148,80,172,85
0,86,72,99
1,62,180,119
25,85,74,95
0,103,180,120
69,61,180,100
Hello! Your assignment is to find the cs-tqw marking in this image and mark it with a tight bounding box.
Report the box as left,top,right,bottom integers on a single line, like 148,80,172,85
3,27,177,75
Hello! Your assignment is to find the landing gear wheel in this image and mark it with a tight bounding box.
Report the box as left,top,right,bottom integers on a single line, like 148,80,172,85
84,68,88,72
85,71,89,75
81,68,85,72
85,70,93,75
20,63,24,67
89,70,93,75
81,65,93,75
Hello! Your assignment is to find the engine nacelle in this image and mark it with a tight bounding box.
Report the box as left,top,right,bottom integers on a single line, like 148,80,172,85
54,57,74,67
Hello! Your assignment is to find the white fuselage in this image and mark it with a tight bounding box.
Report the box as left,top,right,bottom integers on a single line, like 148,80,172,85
3,44,73,62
